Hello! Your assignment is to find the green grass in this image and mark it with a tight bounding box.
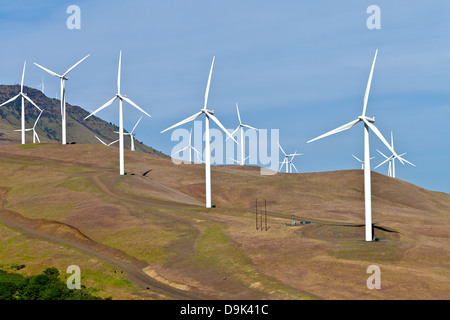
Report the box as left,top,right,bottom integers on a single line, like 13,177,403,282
190,222,314,299
57,176,99,193
328,240,404,264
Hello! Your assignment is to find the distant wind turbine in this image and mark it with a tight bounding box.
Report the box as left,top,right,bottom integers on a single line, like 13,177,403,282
34,54,90,145
37,76,45,94
174,129,203,163
15,109,44,144
161,56,237,208
227,103,258,165
85,51,151,175
307,49,402,242
121,116,142,151
352,154,375,170
0,61,42,144
374,132,415,178
278,143,302,173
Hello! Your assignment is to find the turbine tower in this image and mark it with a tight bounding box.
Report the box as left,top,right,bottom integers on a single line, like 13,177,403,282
0,61,42,144
227,103,258,165
85,51,151,175
34,54,90,145
375,132,415,178
161,56,237,208
307,49,402,242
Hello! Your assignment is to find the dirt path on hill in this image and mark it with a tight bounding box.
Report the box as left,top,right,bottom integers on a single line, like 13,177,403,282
0,188,202,300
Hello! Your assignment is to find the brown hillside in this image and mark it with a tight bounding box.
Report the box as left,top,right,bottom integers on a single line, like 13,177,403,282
0,143,448,300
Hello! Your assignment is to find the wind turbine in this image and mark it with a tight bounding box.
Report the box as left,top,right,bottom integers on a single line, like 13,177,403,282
227,102,258,165
307,49,403,242
122,116,142,151
0,61,42,144
85,51,151,175
288,152,301,173
34,54,90,145
374,132,415,178
15,109,44,143
37,76,45,94
278,143,302,173
161,56,237,208
352,154,375,170
174,129,203,163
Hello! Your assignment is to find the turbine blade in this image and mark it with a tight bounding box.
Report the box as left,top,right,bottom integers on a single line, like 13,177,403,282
0,94,20,107
35,131,40,143
203,56,215,110
22,94,42,112
307,118,360,143
362,118,404,165
225,126,240,141
63,54,90,77
109,139,119,146
291,163,298,173
85,96,117,120
131,116,143,134
352,154,363,163
362,49,378,117
21,61,26,92
374,156,391,170
207,112,238,143
175,146,189,154
34,109,44,128
161,111,203,133
117,51,122,94
121,96,151,118
236,102,242,124
398,156,415,167
33,62,61,78
95,135,107,145
376,149,389,159
242,124,258,131
278,143,287,156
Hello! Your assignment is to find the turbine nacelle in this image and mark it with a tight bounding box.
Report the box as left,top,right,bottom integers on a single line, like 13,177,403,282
358,116,375,123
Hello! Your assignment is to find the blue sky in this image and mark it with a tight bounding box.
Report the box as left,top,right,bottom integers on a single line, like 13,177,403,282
0,1,449,193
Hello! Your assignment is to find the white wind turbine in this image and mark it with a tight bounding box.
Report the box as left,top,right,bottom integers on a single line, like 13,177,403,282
374,132,415,178
161,56,237,208
278,143,302,173
307,49,403,242
37,76,45,94
352,154,375,170
15,109,44,144
122,116,142,151
174,129,203,163
95,135,119,147
0,61,42,144
227,103,258,165
34,54,90,145
85,51,151,175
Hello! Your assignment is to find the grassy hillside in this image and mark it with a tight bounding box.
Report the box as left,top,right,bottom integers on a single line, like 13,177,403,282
0,143,448,300
0,84,166,157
